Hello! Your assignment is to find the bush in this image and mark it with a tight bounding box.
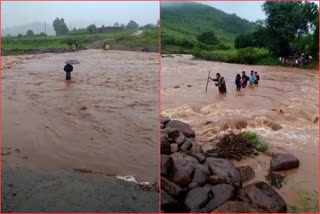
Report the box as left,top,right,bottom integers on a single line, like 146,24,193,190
243,131,269,152
197,31,219,45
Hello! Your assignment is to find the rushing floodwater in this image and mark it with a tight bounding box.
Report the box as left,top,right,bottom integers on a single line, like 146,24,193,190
161,54,319,209
2,50,159,182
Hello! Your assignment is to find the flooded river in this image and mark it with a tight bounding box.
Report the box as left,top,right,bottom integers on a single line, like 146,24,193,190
161,54,319,210
2,50,159,182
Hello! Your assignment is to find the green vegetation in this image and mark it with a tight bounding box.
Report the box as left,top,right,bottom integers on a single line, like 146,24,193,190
161,2,257,54
244,131,269,152
288,191,319,213
235,1,319,60
161,1,319,66
1,28,159,56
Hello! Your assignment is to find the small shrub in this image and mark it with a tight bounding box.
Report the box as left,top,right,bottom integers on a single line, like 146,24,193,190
243,131,269,152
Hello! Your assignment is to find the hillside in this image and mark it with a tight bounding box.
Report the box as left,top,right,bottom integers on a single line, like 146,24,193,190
161,1,257,53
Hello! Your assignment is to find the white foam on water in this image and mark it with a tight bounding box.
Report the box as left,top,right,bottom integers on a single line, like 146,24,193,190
116,175,151,185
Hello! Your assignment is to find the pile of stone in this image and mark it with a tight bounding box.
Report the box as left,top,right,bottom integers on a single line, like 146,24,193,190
161,115,299,213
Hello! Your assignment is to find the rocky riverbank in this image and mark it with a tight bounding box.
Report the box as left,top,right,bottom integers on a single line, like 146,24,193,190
161,116,300,213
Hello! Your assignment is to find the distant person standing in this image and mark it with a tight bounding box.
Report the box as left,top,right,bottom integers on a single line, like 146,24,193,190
210,73,227,94
249,70,256,86
254,71,260,85
241,71,249,88
235,74,241,91
64,63,73,80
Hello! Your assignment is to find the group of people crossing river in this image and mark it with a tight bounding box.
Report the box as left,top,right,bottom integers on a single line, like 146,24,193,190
209,70,260,94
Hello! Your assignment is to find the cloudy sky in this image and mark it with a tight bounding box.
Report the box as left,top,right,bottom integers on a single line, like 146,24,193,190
200,1,319,22
1,1,159,29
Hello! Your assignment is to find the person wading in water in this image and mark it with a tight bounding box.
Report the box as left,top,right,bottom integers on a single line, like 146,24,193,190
64,63,73,80
209,73,227,94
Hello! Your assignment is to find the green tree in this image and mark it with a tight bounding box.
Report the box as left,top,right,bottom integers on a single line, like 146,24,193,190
262,1,319,56
126,20,139,29
52,18,69,35
17,34,22,38
26,30,34,36
196,31,219,45
113,23,120,27
86,24,97,33
39,32,47,37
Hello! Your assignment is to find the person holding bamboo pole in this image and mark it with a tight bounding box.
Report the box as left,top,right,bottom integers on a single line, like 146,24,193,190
209,73,227,94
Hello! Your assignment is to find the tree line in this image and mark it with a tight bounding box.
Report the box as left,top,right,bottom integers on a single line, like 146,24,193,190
234,1,319,59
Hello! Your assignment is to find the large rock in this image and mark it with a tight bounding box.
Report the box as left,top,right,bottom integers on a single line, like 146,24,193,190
238,166,255,182
207,175,225,185
271,153,299,171
175,132,186,145
199,184,235,213
212,201,267,213
161,115,171,125
206,158,242,188
180,138,193,152
161,190,178,210
161,155,174,177
189,164,210,188
170,153,198,187
167,128,180,141
166,120,195,138
185,187,212,211
185,142,206,163
161,134,171,154
238,181,287,213
161,177,183,197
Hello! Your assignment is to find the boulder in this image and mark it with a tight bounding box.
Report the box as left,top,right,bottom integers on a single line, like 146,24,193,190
238,181,287,213
212,201,267,213
170,153,198,187
207,175,225,185
185,142,206,163
238,166,255,182
185,187,212,211
199,184,235,212
170,143,179,153
167,128,180,141
161,155,174,177
271,153,299,171
175,132,186,145
180,138,193,152
206,158,242,188
188,164,210,188
161,190,178,210
166,120,195,138
161,134,171,154
269,122,283,131
161,177,183,197
161,115,171,125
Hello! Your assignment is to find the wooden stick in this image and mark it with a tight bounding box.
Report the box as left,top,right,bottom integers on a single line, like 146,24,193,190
205,70,211,93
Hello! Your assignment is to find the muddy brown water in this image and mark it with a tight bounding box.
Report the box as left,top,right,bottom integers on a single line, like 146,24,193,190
161,55,319,209
2,50,159,182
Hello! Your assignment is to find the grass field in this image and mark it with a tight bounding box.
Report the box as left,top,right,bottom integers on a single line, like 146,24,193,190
1,28,159,55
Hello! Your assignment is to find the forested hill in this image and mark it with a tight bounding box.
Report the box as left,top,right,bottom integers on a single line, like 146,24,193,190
161,1,257,47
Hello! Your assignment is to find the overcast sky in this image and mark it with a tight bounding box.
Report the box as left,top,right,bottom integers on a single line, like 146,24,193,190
200,1,319,22
1,1,159,29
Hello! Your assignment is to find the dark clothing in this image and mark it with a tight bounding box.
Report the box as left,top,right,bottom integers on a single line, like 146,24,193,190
235,76,241,91
64,64,73,80
211,76,227,94
66,71,71,80
254,74,260,84
241,74,249,88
